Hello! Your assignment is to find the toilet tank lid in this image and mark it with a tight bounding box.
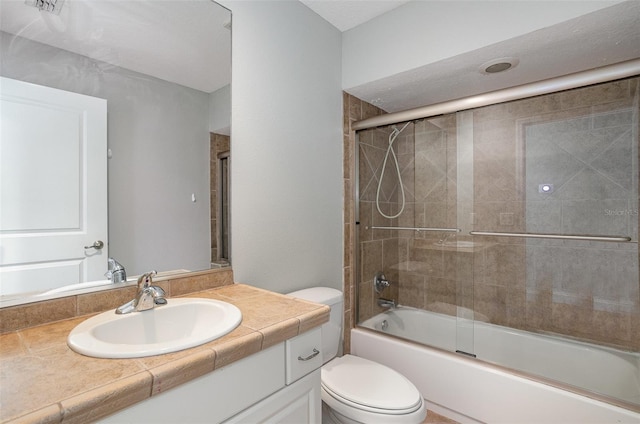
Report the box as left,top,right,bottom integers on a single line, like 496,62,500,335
288,287,343,305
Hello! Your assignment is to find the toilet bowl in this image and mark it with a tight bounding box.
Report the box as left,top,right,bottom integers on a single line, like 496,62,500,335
288,287,427,424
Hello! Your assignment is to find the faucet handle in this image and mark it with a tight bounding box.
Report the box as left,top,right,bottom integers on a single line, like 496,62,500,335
373,271,390,294
137,270,157,289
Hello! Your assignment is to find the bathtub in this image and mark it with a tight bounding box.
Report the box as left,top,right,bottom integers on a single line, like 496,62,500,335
354,306,640,423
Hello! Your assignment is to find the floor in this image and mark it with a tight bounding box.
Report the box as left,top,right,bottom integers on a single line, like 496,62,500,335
423,409,459,424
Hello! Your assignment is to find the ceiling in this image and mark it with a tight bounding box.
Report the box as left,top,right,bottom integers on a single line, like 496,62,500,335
308,0,640,113
299,0,411,32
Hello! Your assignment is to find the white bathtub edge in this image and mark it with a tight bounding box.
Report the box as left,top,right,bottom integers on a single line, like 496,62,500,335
351,328,640,424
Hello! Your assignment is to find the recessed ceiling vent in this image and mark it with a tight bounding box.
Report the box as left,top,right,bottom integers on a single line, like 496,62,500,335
25,0,65,15
480,57,519,74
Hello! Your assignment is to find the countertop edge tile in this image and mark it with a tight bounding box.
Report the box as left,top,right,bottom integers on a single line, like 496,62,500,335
212,331,263,369
59,371,153,424
4,404,62,424
150,348,216,396
298,305,331,334
259,318,300,349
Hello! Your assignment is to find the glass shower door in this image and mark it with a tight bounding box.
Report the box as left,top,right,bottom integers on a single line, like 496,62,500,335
468,78,639,406
356,115,476,357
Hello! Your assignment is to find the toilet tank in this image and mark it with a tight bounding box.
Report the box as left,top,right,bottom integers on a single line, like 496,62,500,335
287,287,343,364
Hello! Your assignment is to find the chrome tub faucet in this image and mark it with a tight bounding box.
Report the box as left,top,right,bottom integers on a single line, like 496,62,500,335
115,270,167,314
377,298,397,309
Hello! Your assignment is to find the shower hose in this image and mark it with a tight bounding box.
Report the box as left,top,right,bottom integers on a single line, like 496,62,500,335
376,121,411,219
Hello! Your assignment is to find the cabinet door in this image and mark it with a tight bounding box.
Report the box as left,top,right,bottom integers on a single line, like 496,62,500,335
225,369,321,424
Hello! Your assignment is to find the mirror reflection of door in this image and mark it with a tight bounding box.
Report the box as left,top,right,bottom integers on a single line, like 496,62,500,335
0,77,108,296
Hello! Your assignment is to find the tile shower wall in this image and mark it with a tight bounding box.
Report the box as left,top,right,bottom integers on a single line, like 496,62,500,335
347,76,640,353
343,93,386,353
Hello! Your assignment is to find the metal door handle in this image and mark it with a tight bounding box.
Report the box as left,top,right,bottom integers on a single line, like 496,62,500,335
298,348,320,361
84,240,104,250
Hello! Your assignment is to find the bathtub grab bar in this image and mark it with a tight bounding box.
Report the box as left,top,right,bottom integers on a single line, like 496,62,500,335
368,226,460,232
469,231,632,242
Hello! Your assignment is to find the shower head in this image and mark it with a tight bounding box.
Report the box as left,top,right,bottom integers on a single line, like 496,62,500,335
25,0,65,15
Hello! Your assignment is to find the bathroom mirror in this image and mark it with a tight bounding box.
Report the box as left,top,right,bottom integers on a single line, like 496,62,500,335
0,0,231,306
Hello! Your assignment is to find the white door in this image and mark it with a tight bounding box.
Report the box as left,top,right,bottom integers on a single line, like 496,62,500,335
0,77,108,296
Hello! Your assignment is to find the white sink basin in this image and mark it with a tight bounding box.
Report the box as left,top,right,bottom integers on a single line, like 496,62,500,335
68,298,242,358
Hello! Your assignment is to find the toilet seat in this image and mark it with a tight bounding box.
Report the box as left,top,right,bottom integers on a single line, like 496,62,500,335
321,355,423,415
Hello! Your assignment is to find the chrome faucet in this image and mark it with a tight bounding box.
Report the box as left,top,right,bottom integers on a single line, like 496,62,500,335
115,270,167,314
377,298,396,309
374,271,390,294
105,257,127,283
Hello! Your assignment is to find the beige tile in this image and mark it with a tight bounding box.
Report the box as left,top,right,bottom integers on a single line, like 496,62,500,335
343,266,353,311
212,331,263,369
0,297,77,334
230,292,324,331
207,283,267,300
77,286,137,316
344,221,352,265
343,309,353,354
348,95,362,121
4,404,62,424
169,269,233,297
0,345,144,422
259,318,300,349
398,273,426,309
297,306,330,334
19,316,87,353
591,309,632,349
0,332,26,358
343,135,352,179
136,342,216,370
60,372,152,423
357,280,374,322
423,409,459,424
149,349,216,395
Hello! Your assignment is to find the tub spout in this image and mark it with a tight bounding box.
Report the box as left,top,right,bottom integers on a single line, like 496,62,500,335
377,298,396,309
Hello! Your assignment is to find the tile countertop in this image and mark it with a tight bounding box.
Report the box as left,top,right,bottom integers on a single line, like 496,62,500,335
0,284,330,424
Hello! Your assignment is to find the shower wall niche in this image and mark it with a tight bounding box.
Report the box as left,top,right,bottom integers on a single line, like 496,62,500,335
353,76,640,406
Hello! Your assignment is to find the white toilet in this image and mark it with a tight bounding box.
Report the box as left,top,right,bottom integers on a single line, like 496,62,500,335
288,287,427,424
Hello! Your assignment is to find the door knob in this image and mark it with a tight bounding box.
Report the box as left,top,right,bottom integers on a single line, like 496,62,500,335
84,240,104,250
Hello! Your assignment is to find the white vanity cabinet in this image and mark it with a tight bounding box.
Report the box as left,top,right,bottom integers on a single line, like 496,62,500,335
100,327,322,424
225,326,323,423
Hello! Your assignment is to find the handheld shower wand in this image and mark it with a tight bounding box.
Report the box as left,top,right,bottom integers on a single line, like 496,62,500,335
375,121,411,219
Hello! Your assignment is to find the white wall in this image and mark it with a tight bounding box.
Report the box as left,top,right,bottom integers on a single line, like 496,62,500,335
209,84,231,135
342,0,624,89
219,1,343,293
